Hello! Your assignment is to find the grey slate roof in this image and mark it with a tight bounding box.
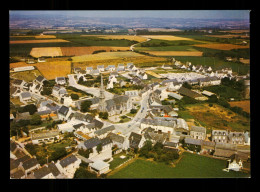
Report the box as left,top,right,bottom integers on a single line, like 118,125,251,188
83,137,101,149
73,123,85,129
178,87,203,99
141,118,176,128
190,126,206,133
58,106,69,116
184,138,202,145
129,132,142,148
47,162,61,177
36,76,45,83
94,125,115,136
107,132,125,144
20,92,31,99
33,166,52,179
93,119,104,129
59,155,78,168
100,137,113,146
10,169,25,179
22,158,39,170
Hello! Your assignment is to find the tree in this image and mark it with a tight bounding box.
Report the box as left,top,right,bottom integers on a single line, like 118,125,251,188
22,104,37,115
80,100,92,113
70,93,79,100
130,109,137,114
50,147,67,162
96,144,103,154
73,167,97,179
99,112,108,119
182,82,192,89
30,114,42,125
41,87,52,96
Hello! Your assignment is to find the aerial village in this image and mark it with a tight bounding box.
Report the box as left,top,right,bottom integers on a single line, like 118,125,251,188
10,57,250,179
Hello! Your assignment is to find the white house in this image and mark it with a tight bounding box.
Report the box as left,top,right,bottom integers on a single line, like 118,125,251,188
97,65,105,72
106,65,116,72
57,105,73,121
86,67,93,74
55,155,81,178
31,130,60,144
52,85,68,99
37,57,46,63
162,64,173,69
190,126,206,140
19,92,32,103
140,118,176,134
107,132,129,150
89,160,110,175
55,77,66,85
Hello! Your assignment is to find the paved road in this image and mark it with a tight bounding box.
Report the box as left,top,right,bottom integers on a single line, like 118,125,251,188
130,38,151,51
113,89,152,136
68,74,114,99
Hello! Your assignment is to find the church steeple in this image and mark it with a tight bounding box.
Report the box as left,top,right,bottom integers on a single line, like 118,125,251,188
98,74,106,112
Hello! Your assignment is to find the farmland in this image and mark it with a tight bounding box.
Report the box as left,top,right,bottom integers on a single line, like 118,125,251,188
184,103,250,132
108,152,249,178
140,35,196,41
10,39,69,44
30,47,63,58
72,51,144,62
143,51,203,56
229,100,250,113
81,35,148,42
193,43,249,50
206,34,249,39
60,46,130,56
10,69,42,82
9,61,71,80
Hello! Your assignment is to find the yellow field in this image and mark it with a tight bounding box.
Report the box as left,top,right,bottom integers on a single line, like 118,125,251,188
85,35,148,42
35,35,56,39
144,51,203,56
229,100,250,113
35,61,71,80
206,35,249,39
61,46,130,56
140,35,194,41
193,43,249,50
30,47,63,58
72,51,144,62
9,61,71,80
10,39,69,44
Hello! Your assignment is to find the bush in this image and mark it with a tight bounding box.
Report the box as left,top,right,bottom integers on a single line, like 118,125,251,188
70,93,79,100
130,109,137,114
30,114,42,125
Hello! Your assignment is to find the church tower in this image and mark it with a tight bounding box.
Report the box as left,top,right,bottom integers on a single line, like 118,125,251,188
98,74,106,112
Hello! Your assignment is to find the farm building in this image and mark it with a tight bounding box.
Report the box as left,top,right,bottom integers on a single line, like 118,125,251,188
178,87,207,101
13,66,35,72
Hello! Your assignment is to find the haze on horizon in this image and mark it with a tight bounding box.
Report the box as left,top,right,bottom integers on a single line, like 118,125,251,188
10,10,250,20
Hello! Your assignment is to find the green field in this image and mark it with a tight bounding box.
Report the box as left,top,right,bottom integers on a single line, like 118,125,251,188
173,56,249,75
135,45,199,52
108,152,250,178
135,39,205,47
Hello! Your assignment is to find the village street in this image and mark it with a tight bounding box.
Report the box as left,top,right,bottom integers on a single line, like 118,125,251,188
67,74,114,100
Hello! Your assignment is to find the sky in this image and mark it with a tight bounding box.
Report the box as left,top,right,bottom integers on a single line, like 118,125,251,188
10,10,250,20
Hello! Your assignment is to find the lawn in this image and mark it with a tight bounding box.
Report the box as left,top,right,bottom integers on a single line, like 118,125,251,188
109,152,131,170
108,152,250,178
10,69,42,82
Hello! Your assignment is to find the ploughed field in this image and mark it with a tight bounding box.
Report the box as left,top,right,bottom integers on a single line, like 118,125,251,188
229,100,250,114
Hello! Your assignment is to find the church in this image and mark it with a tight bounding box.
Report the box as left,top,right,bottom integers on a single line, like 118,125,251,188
98,75,133,116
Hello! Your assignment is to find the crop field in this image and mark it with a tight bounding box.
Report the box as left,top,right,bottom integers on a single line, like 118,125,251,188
143,51,203,56
30,47,63,57
9,61,71,80
108,153,249,178
35,35,56,39
72,51,144,62
140,35,195,41
73,55,168,69
185,103,250,132
229,100,250,113
81,35,148,42
219,30,249,34
206,35,249,39
35,61,71,80
10,69,42,82
10,39,69,44
135,45,199,51
193,43,249,50
60,46,130,56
